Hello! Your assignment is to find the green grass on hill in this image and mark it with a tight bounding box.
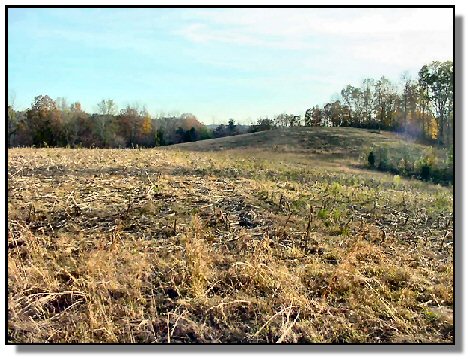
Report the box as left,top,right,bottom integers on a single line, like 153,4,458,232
174,127,402,155
175,128,453,185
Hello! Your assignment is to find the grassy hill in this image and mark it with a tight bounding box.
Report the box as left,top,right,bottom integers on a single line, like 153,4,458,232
175,127,452,184
8,127,453,343
174,127,404,155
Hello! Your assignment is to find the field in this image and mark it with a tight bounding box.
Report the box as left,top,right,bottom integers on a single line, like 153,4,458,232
7,127,454,343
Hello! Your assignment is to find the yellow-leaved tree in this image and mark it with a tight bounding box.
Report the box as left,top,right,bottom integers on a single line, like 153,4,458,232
141,114,152,136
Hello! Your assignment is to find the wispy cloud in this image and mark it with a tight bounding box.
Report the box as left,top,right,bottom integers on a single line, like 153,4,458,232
175,8,453,67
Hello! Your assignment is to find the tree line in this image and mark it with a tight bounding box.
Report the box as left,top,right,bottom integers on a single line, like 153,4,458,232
304,60,453,146
7,96,243,148
8,60,452,148
230,61,453,148
7,95,299,148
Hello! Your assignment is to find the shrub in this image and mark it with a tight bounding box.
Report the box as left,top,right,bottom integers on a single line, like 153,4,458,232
377,148,390,171
368,151,375,168
393,175,401,187
421,164,431,181
364,145,452,185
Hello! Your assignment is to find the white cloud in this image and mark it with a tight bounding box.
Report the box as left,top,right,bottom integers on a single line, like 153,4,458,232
176,8,453,67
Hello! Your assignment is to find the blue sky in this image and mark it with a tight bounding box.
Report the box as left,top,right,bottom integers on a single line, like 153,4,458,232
8,8,453,124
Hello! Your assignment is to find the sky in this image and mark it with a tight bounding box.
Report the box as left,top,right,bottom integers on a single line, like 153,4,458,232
7,7,453,124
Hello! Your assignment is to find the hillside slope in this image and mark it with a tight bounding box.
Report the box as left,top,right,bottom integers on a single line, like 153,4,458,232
174,127,451,184
173,127,419,156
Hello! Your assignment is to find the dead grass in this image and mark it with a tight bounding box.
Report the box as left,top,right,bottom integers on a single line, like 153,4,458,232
7,128,453,343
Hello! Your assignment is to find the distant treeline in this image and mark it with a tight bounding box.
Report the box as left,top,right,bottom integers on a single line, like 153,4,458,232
253,61,453,147
8,60,453,148
7,98,251,148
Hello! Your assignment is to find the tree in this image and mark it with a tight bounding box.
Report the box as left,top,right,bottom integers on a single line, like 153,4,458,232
138,112,154,146
213,124,228,138
97,99,117,116
374,76,391,130
56,97,69,112
305,107,313,127
8,106,19,147
373,76,402,131
250,118,274,132
400,76,420,136
8,91,18,146
180,113,202,131
340,104,351,127
350,87,363,126
361,78,375,126
32,95,57,113
27,95,63,146
310,106,322,127
341,85,360,126
62,102,94,147
96,99,117,146
198,126,212,140
274,113,288,127
323,101,343,127
227,119,237,135
289,115,301,127
306,107,326,127
71,102,82,112
118,106,141,147
175,127,186,142
418,61,453,145
188,127,197,142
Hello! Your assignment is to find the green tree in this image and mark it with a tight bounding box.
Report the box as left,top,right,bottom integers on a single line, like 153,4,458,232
418,61,453,145
118,105,142,147
227,118,237,135
96,99,117,146
305,107,313,127
341,85,361,125
311,106,322,126
27,95,63,146
62,101,88,147
323,101,343,127
8,105,18,147
400,75,420,136
374,76,395,130
361,78,375,126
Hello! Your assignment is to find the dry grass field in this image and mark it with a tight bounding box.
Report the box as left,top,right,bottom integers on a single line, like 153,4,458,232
7,128,453,343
